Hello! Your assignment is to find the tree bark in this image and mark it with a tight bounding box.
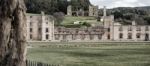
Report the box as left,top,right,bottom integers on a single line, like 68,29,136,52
0,0,27,66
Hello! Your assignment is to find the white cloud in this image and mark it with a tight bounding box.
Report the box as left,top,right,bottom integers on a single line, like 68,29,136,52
90,0,149,8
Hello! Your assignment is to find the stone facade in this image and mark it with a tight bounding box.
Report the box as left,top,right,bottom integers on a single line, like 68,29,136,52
67,5,98,17
26,12,54,41
26,7,150,42
89,6,98,16
113,25,150,41
54,26,105,42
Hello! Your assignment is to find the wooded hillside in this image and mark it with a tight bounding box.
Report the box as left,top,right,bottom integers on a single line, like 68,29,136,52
25,0,91,14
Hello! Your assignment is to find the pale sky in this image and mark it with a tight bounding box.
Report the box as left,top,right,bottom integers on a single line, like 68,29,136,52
90,0,150,8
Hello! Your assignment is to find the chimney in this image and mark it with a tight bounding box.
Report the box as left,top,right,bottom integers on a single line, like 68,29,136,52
103,6,107,17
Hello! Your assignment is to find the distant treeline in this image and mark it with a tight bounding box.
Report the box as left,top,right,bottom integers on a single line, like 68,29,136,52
99,6,150,25
25,0,150,25
25,0,91,14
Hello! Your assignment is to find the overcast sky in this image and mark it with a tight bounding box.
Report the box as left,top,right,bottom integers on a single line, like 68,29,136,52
90,0,150,8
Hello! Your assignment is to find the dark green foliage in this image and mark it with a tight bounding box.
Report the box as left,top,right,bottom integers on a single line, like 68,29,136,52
144,16,150,25
53,12,65,26
25,0,91,14
69,0,91,10
63,24,81,28
113,11,123,19
108,7,150,25
25,0,68,14
123,13,134,20
82,22,91,27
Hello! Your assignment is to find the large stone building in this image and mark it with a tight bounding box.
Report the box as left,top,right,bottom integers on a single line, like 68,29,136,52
67,5,98,17
27,7,150,42
26,12,54,41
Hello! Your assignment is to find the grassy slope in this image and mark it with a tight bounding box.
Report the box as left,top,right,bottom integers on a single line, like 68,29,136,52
27,43,150,66
61,16,99,25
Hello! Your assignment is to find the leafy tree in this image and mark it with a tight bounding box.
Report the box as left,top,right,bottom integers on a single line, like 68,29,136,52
144,16,150,24
53,12,65,26
82,22,91,27
25,0,91,14
25,0,68,14
113,11,123,19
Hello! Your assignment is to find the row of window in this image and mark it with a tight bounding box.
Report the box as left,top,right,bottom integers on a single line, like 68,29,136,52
119,33,149,39
55,35,103,40
30,34,49,40
30,28,49,33
119,26,149,31
29,22,49,27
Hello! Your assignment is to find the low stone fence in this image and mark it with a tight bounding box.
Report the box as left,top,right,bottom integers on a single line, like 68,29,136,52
26,60,60,66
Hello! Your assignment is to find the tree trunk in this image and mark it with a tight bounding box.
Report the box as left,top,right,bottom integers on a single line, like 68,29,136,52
0,0,27,66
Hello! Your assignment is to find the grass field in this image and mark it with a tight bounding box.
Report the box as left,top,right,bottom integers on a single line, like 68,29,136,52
27,42,150,66
62,16,99,25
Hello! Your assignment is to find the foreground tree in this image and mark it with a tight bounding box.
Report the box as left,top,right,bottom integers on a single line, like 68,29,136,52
0,0,27,66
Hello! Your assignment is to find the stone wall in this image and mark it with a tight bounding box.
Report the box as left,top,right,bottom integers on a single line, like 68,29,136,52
113,25,150,41
89,5,98,17
26,12,54,41
67,5,98,17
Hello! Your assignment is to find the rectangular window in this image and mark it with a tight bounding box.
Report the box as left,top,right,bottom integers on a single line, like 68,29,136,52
107,34,110,40
30,34,32,39
46,28,49,33
128,33,132,39
119,33,123,39
136,33,141,38
38,28,41,33
63,35,67,40
90,35,94,40
30,28,32,33
46,34,49,40
98,35,102,40
30,22,32,26
145,33,149,41
72,35,76,40
108,28,110,32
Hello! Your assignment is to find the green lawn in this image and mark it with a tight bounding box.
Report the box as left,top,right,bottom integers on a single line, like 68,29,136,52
27,42,150,66
62,16,98,25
